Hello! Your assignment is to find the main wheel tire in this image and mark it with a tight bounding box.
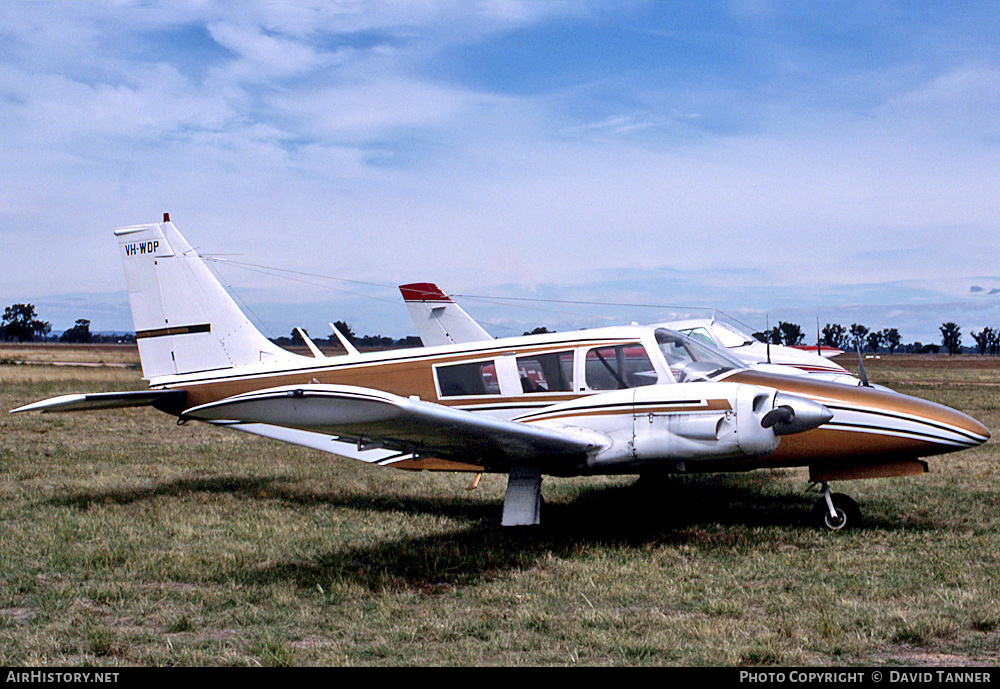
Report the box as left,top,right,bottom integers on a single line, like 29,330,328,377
812,493,862,531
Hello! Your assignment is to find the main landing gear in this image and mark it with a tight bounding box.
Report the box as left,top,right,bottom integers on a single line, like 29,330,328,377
811,482,862,531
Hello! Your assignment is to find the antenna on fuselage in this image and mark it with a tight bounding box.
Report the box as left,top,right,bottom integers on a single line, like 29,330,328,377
330,322,361,356
854,337,871,387
766,313,772,364
295,327,326,359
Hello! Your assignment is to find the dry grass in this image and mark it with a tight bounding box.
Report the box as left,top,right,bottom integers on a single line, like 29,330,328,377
0,343,140,367
1,348,999,666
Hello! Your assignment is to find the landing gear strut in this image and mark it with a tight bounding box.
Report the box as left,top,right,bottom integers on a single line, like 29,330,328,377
811,482,861,531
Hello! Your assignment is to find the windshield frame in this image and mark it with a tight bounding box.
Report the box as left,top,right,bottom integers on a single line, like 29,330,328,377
653,328,745,382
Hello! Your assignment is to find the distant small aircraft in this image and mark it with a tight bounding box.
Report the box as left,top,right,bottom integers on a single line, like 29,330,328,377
12,218,989,530
664,318,854,380
399,284,859,384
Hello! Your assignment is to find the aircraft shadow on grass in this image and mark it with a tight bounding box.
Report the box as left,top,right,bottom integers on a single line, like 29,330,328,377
45,472,925,592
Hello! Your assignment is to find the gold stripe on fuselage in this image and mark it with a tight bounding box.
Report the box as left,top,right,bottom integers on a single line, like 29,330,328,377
160,335,643,410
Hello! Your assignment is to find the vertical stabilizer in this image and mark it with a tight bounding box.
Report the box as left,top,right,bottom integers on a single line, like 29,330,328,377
116,219,293,379
399,282,493,347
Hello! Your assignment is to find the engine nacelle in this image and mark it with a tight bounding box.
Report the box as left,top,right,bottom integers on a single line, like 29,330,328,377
631,383,782,466
526,382,831,472
538,383,831,471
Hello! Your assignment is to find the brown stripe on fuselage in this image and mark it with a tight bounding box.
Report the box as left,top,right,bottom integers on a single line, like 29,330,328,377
520,399,733,425
160,336,642,410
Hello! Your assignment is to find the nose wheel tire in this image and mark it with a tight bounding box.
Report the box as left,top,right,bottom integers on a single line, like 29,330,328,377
812,492,861,531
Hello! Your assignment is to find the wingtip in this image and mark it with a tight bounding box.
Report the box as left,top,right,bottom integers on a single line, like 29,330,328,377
9,394,87,414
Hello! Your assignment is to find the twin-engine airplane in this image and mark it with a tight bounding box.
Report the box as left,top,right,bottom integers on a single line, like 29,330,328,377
12,218,990,530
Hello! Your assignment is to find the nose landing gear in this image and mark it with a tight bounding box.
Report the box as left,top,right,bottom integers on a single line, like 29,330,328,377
811,482,862,531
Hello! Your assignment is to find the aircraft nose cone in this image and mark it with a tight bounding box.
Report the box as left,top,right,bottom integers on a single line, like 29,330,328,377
896,395,990,452
964,413,990,445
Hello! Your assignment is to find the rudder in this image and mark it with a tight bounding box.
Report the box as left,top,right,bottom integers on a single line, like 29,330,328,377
116,218,292,380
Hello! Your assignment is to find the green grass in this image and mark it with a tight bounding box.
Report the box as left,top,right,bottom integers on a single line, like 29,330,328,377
1,350,999,666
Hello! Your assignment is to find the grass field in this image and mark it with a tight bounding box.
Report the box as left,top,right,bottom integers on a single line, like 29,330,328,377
2,344,999,666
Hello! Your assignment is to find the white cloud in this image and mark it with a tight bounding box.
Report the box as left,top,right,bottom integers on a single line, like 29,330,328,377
206,21,346,80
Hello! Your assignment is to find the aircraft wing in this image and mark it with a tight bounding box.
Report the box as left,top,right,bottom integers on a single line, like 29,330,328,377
182,383,602,470
10,389,187,414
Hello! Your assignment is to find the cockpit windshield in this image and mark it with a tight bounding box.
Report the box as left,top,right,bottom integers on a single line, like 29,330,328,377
655,328,744,382
713,321,756,348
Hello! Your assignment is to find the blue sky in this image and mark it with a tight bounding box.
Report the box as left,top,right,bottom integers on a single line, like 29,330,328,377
2,1,999,344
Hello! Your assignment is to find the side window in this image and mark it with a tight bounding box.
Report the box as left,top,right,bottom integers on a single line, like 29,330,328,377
436,361,500,396
585,344,657,390
684,327,716,348
516,351,574,393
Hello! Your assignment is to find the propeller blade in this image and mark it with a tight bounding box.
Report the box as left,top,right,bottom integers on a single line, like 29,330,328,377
761,406,795,429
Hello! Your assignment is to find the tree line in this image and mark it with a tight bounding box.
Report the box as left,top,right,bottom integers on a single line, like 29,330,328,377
2,302,995,356
274,321,421,351
0,303,134,343
751,320,975,355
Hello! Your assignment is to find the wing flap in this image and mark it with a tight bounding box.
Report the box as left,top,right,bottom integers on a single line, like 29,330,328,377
227,423,486,472
183,384,601,468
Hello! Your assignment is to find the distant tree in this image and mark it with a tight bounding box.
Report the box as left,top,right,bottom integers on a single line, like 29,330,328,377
60,318,92,343
2,303,51,342
777,321,804,346
290,328,309,346
849,323,869,350
972,327,994,356
753,326,783,345
822,323,848,349
882,328,901,355
866,330,884,354
523,327,552,336
940,322,962,355
990,329,1000,356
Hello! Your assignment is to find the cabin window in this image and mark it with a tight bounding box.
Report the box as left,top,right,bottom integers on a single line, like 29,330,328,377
516,351,574,393
585,344,657,390
436,361,501,396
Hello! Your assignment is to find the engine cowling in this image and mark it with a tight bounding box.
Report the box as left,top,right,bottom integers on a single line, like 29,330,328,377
613,383,831,470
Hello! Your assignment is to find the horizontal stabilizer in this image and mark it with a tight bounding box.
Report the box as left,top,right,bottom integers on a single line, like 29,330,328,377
10,389,186,414
183,383,600,469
